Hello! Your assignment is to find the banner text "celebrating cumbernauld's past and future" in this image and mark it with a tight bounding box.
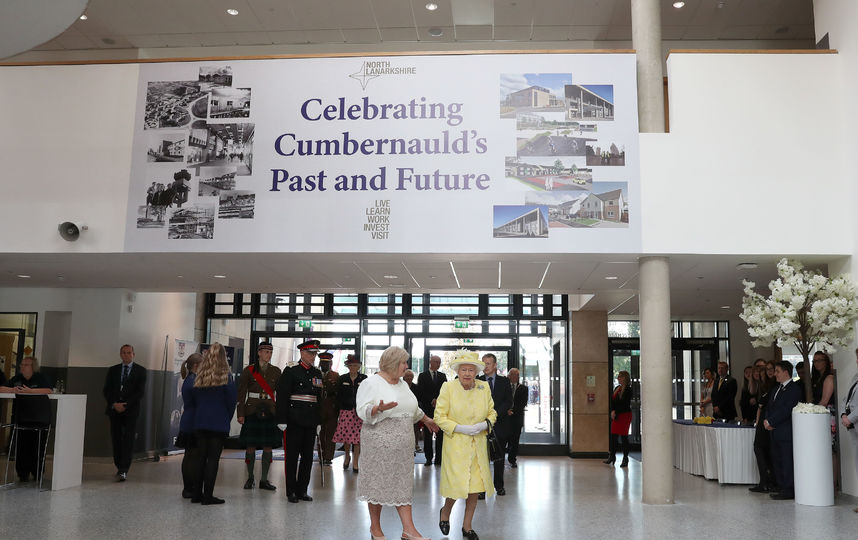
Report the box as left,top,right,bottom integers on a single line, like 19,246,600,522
270,96,491,193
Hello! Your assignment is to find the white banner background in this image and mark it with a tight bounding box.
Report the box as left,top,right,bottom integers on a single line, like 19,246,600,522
125,53,640,253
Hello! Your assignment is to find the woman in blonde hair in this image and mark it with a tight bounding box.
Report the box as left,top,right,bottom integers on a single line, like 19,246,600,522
189,343,237,505
355,346,438,540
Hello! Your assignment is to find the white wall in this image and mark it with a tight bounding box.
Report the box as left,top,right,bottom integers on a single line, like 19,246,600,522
640,52,851,256
0,64,138,252
813,0,858,498
117,291,198,370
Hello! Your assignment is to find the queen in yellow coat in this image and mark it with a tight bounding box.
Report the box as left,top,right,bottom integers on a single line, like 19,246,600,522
434,351,497,540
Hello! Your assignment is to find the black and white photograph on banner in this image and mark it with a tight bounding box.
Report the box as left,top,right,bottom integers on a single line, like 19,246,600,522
500,73,569,119
168,204,215,239
144,169,191,208
524,191,590,229
586,141,626,166
198,167,237,196
517,133,594,157
565,84,614,121
136,205,167,229
492,205,549,238
145,131,186,162
187,121,208,165
209,87,251,118
573,182,629,228
198,66,233,87
505,157,593,191
144,81,205,129
218,190,255,219
191,121,255,175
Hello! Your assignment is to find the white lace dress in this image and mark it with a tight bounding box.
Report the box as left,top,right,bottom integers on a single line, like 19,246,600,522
355,374,425,506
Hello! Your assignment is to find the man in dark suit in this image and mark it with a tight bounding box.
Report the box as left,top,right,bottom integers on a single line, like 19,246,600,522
764,360,802,500
102,344,147,481
478,353,512,496
506,367,528,468
416,355,447,466
711,361,738,421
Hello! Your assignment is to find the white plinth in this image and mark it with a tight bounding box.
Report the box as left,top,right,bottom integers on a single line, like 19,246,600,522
792,411,834,507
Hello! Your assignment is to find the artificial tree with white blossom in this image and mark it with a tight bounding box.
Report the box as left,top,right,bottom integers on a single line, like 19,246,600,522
740,258,858,402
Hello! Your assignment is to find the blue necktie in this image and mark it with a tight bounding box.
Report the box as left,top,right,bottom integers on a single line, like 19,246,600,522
121,365,129,389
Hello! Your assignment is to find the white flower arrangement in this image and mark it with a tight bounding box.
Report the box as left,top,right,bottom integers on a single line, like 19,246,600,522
793,402,830,414
740,258,858,353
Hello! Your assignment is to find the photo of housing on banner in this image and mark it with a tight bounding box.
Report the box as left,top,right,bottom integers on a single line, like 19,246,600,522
146,131,185,162
500,73,614,122
524,182,629,228
505,157,592,191
493,205,549,238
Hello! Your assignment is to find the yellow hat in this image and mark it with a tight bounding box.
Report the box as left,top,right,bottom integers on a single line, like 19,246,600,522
450,350,484,371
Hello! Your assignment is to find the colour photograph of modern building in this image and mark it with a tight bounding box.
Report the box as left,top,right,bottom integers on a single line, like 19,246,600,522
517,133,595,157
565,84,614,121
500,73,570,118
524,191,590,228
493,205,549,238
505,157,593,191
577,183,629,226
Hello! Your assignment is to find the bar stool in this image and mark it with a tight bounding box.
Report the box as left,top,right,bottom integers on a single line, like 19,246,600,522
3,394,52,490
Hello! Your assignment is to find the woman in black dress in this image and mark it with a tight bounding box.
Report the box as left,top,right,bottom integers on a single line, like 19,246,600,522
605,370,632,467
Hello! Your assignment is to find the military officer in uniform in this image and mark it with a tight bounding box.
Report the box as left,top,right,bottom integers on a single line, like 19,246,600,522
237,341,282,491
276,339,323,503
318,351,340,465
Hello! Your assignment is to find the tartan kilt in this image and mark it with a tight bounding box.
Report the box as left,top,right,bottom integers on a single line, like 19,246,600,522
239,413,283,448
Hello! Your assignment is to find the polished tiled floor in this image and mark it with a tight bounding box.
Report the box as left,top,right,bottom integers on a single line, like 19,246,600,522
1,455,856,540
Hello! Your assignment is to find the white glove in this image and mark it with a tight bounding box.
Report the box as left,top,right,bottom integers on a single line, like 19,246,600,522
277,424,287,431
454,422,487,436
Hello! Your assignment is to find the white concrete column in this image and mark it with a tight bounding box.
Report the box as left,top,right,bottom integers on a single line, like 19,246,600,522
639,256,673,504
631,0,666,133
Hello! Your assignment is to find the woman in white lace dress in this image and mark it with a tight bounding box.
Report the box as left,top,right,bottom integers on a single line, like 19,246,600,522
356,346,439,540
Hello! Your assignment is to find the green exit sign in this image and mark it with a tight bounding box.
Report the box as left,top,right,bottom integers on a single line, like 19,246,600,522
454,321,469,329
298,320,312,328
343,337,352,342
463,338,474,344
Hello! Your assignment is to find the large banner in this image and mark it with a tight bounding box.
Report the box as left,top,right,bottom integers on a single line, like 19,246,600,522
125,54,640,253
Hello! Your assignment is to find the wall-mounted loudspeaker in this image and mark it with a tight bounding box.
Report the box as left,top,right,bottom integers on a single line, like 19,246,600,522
58,222,81,242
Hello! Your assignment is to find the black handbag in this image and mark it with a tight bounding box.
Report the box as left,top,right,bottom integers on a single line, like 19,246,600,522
485,419,502,462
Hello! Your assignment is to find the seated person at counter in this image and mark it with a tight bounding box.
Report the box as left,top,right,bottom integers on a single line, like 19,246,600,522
2,356,53,482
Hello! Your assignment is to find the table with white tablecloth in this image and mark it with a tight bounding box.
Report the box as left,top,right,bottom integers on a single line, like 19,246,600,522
672,420,759,484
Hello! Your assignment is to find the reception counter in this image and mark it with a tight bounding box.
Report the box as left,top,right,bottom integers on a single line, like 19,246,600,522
1,393,87,490
672,419,759,485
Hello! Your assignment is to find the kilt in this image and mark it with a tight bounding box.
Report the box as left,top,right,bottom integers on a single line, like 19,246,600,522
239,413,283,448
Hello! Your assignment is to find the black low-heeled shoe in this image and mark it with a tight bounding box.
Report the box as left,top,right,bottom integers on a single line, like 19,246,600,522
438,508,449,535
462,528,479,540
603,456,616,464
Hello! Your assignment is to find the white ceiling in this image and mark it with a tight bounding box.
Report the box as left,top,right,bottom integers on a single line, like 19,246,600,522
0,252,837,317
17,0,814,54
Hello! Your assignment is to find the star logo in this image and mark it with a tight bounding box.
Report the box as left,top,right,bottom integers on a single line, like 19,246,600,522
349,62,379,90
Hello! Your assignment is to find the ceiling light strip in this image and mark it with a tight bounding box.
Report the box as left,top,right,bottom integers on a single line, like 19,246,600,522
608,293,638,315
538,262,551,289
498,261,502,289
449,261,461,289
353,262,381,287
401,262,420,288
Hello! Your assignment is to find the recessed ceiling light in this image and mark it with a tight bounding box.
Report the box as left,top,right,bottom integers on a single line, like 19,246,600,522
425,2,438,10
736,262,758,270
673,1,685,7
177,275,184,278
226,8,239,16
605,276,618,280
428,27,443,37
79,14,88,20
720,305,731,309
214,275,227,279
384,275,398,279
17,274,31,279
